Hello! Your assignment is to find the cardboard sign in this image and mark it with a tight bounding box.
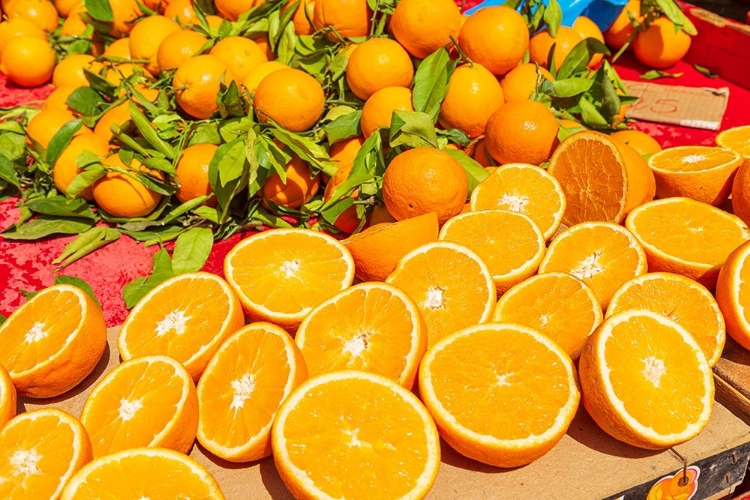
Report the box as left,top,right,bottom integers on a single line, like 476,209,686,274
624,80,729,131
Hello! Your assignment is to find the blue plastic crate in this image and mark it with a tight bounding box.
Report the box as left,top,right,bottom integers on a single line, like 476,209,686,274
464,0,629,31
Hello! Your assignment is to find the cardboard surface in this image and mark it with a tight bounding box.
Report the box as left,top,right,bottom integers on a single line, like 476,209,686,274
18,327,750,500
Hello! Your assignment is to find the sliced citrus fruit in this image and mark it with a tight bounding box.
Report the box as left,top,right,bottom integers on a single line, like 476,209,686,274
80,355,198,458
272,371,440,500
60,448,224,500
196,322,307,462
224,228,355,331
118,272,245,382
439,209,546,294
538,222,647,309
625,197,750,288
469,163,566,240
716,240,750,351
579,310,714,449
608,272,725,367
732,161,750,226
716,125,750,158
493,272,602,359
0,364,16,429
386,241,496,348
0,284,107,398
342,211,439,282
419,323,580,468
295,282,426,388
0,408,92,499
548,130,655,225
647,146,743,206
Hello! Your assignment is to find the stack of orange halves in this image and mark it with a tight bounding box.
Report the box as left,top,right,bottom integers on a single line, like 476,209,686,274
1,125,750,499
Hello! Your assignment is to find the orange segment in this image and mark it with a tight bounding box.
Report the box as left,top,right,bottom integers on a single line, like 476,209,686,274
0,365,16,429
60,448,224,500
608,272,725,367
469,163,566,240
647,146,743,206
439,210,546,294
118,272,245,382
419,323,580,468
386,242,496,348
493,273,602,359
625,197,750,288
579,310,714,449
224,229,355,331
0,409,92,499
716,240,750,351
272,371,440,500
717,125,750,158
295,282,426,389
539,222,647,309
196,322,307,462
0,284,107,398
80,355,198,458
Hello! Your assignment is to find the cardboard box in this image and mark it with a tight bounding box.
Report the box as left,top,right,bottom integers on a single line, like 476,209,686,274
18,327,750,499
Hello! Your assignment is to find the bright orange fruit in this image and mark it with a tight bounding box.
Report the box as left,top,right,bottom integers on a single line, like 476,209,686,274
0,364,17,430
716,240,750,351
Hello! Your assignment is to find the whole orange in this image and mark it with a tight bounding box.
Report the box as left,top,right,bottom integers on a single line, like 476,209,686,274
251,34,275,61
129,15,180,75
94,102,132,142
163,0,197,25
108,0,141,35
262,155,320,209
287,0,315,36
92,154,163,218
42,85,76,111
173,54,236,120
313,0,371,40
53,134,109,200
360,86,414,138
26,109,90,149
458,6,528,76
0,18,46,56
54,0,82,17
253,68,325,132
103,37,131,59
242,60,287,94
329,136,364,173
60,5,103,57
156,29,208,73
529,26,583,70
0,35,56,87
439,63,504,138
52,53,101,88
485,100,559,165
501,63,555,102
6,0,59,32
390,0,462,59
572,16,605,67
345,37,414,100
209,36,267,82
604,0,642,50
610,129,662,156
383,147,468,225
632,17,691,69
175,143,218,206
214,0,258,21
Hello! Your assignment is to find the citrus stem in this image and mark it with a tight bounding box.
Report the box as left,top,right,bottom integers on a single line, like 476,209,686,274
449,36,472,66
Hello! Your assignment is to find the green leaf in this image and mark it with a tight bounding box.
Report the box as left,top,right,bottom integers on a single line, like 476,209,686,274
277,21,297,65
216,139,247,187
321,196,354,225
543,0,562,37
654,0,697,35
551,78,594,97
412,48,452,123
120,224,184,244
128,102,176,159
580,98,609,127
85,0,113,22
641,69,684,80
67,163,106,198
0,130,26,163
66,87,102,116
270,127,335,176
189,122,222,146
192,206,220,224
219,116,254,143
321,133,381,210
0,315,5,326
443,149,489,194
439,128,471,148
46,119,83,166
694,64,718,78
389,111,438,149
324,110,362,144
122,248,175,309
1,216,94,240
53,227,120,268
217,80,247,119
26,196,96,220
171,227,214,274
54,275,101,308
557,39,610,80
0,155,20,188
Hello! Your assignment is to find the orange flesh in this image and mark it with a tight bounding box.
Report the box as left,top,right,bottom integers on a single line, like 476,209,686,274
604,315,707,435
427,328,572,439
718,127,750,157
651,147,740,172
281,378,431,498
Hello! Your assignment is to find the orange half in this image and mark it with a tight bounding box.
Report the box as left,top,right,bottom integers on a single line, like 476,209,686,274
0,365,16,429
716,240,750,351
716,125,750,158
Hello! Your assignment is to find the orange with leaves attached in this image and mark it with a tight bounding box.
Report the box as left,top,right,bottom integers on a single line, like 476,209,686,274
458,6,528,76
175,143,218,207
390,0,462,59
254,68,325,132
92,153,164,218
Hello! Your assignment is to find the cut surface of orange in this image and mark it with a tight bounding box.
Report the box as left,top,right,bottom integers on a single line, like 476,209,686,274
439,209,546,294
539,222,647,309
60,447,224,500
607,272,725,367
493,272,602,359
717,125,750,158
469,163,566,240
0,408,92,500
647,146,743,206
0,284,107,398
295,282,426,389
419,323,580,468
579,310,714,449
272,371,440,500
0,364,16,429
118,272,245,381
224,228,355,331
386,241,496,348
196,322,307,462
80,355,198,458
625,197,750,288
716,240,750,351
342,211,439,282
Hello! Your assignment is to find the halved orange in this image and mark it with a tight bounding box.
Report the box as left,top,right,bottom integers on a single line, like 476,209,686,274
0,284,107,398
626,197,750,288
0,408,92,499
295,282,426,389
196,322,307,462
647,146,743,206
118,272,245,382
80,355,198,458
439,209,546,294
272,371,441,500
419,323,580,468
539,222,647,309
716,125,750,158
493,272,602,359
716,240,750,351
224,228,355,332
342,211,439,282
60,448,224,500
0,364,16,429
579,310,714,449
386,241,496,348
469,163,566,240
608,272,725,366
